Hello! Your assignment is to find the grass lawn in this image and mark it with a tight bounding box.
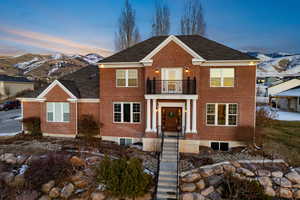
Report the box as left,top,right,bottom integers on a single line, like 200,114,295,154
260,120,300,167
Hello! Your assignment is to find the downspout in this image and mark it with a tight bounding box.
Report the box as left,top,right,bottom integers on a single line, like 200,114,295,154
75,100,78,136
253,64,261,150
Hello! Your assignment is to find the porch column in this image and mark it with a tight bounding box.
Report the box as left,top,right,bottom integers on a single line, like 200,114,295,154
152,99,157,132
191,99,197,133
145,99,151,132
186,99,191,133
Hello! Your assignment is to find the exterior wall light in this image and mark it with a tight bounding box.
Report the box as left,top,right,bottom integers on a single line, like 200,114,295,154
155,68,160,74
185,67,190,73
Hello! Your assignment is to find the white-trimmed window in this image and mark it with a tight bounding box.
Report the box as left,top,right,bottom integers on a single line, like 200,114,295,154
116,69,138,87
206,103,238,126
120,138,132,146
210,68,235,87
47,102,70,122
113,102,141,123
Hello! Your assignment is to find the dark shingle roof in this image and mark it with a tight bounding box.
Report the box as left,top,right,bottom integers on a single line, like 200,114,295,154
23,65,99,98
100,35,255,63
0,75,32,83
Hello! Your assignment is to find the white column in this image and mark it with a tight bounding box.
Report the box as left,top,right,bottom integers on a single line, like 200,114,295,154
186,99,191,133
145,99,151,132
191,99,197,133
152,99,157,132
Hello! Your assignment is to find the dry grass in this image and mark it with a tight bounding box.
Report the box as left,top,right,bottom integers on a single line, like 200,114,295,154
260,120,300,166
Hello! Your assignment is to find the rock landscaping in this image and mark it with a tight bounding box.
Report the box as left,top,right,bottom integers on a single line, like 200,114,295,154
180,160,300,199
0,135,157,200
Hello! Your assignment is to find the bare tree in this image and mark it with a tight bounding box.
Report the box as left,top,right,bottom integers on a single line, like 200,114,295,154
151,0,170,36
115,0,141,51
180,0,206,36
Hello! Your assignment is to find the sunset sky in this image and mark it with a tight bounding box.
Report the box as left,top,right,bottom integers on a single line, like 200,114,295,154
0,0,299,56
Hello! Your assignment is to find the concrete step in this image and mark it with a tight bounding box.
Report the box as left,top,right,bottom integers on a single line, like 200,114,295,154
159,170,177,175
157,184,177,190
157,186,177,193
157,179,177,186
159,175,177,182
156,191,177,199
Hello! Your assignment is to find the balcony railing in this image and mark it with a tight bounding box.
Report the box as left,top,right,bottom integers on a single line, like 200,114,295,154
146,78,196,94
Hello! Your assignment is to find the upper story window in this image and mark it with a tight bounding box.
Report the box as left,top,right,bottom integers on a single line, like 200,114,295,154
116,69,138,87
206,103,238,126
47,102,70,122
210,68,234,87
113,102,141,123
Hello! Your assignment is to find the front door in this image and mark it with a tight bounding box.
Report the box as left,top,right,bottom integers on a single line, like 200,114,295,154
162,107,182,131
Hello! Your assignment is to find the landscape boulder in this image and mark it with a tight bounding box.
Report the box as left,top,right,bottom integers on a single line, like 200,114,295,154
90,192,106,200
49,187,60,198
264,187,276,197
278,188,293,199
285,171,300,184
272,171,283,178
201,186,214,196
273,177,292,188
257,169,271,177
60,183,74,199
222,164,236,173
199,167,214,177
182,173,201,183
258,177,272,187
181,183,197,192
41,180,55,193
70,156,85,167
237,168,255,177
196,179,205,190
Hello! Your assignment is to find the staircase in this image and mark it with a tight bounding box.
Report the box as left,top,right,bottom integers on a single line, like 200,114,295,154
156,132,179,200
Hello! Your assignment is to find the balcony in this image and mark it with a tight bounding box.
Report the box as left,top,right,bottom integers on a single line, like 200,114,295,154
146,78,196,94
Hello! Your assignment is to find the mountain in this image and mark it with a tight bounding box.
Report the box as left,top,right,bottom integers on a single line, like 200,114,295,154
246,51,300,77
0,53,103,81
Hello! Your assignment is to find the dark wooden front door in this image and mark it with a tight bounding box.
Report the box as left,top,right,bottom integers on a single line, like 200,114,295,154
162,107,182,131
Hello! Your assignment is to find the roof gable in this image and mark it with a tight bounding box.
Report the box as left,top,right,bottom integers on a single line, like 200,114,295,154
37,80,77,99
140,35,205,66
99,35,256,64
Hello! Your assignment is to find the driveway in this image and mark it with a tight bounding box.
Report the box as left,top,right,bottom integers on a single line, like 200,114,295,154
0,109,21,136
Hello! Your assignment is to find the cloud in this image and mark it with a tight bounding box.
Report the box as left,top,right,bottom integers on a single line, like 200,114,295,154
0,27,113,57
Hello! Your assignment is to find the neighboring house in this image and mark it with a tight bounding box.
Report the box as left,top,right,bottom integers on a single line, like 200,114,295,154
0,75,33,99
268,79,300,97
268,79,300,112
271,87,300,112
19,35,258,153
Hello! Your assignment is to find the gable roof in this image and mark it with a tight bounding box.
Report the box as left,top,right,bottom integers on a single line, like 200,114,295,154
23,65,99,99
274,86,300,97
100,35,255,63
0,75,32,83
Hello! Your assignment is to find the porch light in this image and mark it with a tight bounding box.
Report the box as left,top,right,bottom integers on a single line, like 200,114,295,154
155,68,160,74
184,67,190,73
249,61,255,65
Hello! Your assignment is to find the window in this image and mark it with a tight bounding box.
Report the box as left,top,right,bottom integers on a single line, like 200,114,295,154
116,69,138,87
210,68,234,87
206,103,238,126
211,142,229,151
113,102,141,123
47,102,70,122
120,138,132,146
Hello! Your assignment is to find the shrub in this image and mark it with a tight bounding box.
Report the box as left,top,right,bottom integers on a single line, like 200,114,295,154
96,156,152,198
22,117,41,136
222,173,272,200
24,153,74,190
256,107,277,127
78,115,100,138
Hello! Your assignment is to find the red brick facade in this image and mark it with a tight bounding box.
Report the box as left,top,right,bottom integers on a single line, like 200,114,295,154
21,38,256,149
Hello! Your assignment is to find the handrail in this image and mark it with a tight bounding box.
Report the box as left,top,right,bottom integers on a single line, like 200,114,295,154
154,126,164,200
176,127,180,199
146,78,197,94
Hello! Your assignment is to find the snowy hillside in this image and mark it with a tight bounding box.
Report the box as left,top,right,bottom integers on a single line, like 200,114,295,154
247,52,300,77
0,53,104,80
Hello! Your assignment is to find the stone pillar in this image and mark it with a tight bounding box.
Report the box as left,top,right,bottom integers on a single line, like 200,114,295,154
152,99,157,132
145,99,151,132
191,99,197,133
186,99,191,133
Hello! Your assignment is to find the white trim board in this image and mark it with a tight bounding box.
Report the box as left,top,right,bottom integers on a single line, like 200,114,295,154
37,80,77,99
140,35,205,66
145,94,198,100
157,102,186,134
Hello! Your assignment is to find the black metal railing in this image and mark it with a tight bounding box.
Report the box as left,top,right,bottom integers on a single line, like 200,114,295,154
176,127,180,199
154,126,164,200
146,77,196,94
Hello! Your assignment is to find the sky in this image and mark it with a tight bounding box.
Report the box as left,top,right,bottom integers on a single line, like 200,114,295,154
0,0,299,56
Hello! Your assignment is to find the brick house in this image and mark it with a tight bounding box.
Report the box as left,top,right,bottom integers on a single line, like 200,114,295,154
19,35,258,153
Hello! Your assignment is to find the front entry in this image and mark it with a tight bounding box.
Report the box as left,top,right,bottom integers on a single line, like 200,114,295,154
162,107,182,131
